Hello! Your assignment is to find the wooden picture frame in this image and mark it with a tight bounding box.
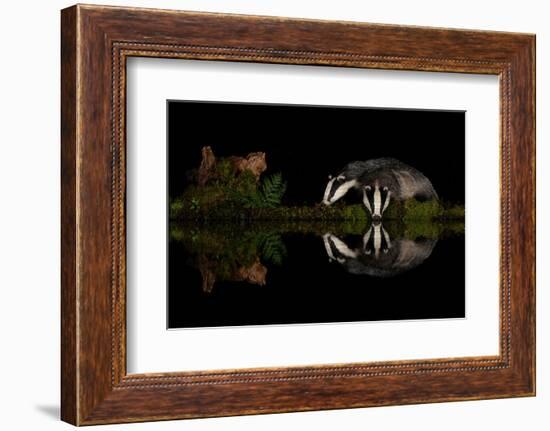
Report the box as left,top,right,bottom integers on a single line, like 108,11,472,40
61,4,535,425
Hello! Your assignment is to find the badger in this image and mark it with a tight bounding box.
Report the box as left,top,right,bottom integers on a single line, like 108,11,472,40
322,225,437,278
323,158,438,221
322,161,372,206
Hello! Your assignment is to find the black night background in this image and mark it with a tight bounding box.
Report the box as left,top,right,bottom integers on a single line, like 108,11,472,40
167,101,465,328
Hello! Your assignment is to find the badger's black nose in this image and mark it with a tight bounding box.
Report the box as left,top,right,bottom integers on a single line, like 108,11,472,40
372,215,382,224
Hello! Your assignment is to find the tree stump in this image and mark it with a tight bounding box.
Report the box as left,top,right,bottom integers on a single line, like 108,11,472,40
197,146,267,186
197,146,216,186
228,152,267,181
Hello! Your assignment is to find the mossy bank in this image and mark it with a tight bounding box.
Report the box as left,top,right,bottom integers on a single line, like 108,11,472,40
171,152,464,224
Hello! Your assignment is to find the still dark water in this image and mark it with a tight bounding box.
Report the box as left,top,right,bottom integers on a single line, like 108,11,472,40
168,222,465,329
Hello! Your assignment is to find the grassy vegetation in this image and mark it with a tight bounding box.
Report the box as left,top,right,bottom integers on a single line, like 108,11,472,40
170,196,464,224
384,199,465,222
172,158,464,223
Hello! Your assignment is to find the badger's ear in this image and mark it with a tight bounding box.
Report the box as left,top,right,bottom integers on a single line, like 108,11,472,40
365,185,372,191
328,174,333,180
337,175,346,180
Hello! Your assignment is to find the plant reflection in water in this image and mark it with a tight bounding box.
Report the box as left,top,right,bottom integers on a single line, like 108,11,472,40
170,220,461,292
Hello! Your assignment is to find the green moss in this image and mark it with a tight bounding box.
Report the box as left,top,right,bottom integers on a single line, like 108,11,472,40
372,199,464,222
169,199,185,219
245,203,369,222
383,220,465,240
441,204,465,220
176,159,259,215
402,199,443,221
171,198,464,224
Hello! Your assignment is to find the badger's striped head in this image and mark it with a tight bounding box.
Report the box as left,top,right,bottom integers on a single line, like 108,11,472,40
363,223,392,259
362,180,392,220
322,175,358,206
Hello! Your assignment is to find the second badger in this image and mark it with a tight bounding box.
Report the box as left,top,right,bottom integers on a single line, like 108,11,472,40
322,158,438,220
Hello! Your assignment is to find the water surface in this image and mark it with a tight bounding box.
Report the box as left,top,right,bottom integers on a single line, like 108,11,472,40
168,221,465,329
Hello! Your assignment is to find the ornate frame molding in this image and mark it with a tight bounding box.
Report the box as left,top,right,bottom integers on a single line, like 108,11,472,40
61,5,535,425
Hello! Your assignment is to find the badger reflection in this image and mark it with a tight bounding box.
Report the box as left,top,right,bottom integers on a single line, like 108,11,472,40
322,223,437,277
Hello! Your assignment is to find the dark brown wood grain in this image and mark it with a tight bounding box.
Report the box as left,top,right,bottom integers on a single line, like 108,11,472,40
60,5,78,425
61,4,535,425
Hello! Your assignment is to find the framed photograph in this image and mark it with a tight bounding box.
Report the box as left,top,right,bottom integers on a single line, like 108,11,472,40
61,4,535,425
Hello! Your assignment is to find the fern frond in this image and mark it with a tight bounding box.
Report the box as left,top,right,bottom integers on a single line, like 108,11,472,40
259,173,287,208
260,233,287,265
234,173,287,209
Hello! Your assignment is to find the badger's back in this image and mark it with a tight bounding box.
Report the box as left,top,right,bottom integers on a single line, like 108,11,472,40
340,161,372,179
340,158,397,178
359,158,438,201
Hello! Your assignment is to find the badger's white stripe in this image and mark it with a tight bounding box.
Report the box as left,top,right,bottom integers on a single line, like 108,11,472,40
362,189,372,214
325,179,357,205
373,185,382,217
322,234,336,260
329,235,359,258
382,191,391,213
382,225,392,249
322,178,336,204
373,224,382,258
362,227,372,251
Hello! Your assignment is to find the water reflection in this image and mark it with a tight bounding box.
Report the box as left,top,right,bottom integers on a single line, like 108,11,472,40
323,222,437,278
169,220,465,327
170,220,460,292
